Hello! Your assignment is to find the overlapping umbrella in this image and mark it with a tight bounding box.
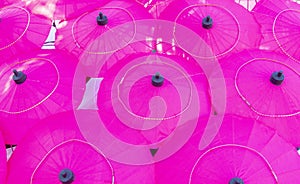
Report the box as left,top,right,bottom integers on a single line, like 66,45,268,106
252,0,300,62
190,115,300,183
159,0,262,58
154,115,300,183
5,111,114,184
0,5,51,61
220,49,300,146
0,49,78,144
72,19,226,165
7,0,110,21
6,111,155,184
55,0,152,56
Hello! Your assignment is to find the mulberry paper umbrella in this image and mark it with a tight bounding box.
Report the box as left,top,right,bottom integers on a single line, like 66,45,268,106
6,111,115,184
11,0,110,20
55,0,152,56
0,49,78,144
154,114,300,183
189,115,300,183
72,19,226,165
252,0,300,62
6,111,155,184
220,49,300,146
159,0,262,58
0,5,51,61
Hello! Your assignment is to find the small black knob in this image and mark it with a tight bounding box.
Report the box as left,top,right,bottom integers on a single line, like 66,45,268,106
59,169,74,184
270,70,284,85
97,12,108,26
202,15,213,29
12,69,27,84
229,177,244,184
151,72,164,87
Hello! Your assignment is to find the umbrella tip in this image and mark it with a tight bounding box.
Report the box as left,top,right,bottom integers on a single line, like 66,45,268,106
59,169,74,184
229,177,244,184
152,72,164,87
12,69,27,84
202,15,213,29
270,70,284,85
97,12,108,26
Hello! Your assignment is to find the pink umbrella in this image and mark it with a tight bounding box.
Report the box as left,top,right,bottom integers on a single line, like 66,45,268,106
252,0,300,62
135,0,175,18
189,115,300,183
5,111,112,184
6,111,155,184
72,19,227,165
0,49,78,144
155,115,300,183
55,0,152,56
0,132,6,184
159,0,262,58
220,49,300,146
0,5,51,61
233,0,260,11
9,0,110,21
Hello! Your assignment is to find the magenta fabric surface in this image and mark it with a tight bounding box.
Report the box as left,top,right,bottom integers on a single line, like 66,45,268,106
0,49,78,144
6,111,155,184
155,115,300,183
0,5,51,61
252,0,300,62
220,49,300,146
55,0,152,56
72,19,227,165
0,132,6,184
7,111,105,183
159,0,262,58
12,0,110,20
96,41,210,145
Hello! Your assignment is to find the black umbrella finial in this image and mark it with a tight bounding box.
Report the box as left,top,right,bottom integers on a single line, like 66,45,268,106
151,72,164,87
12,69,27,84
59,169,74,184
229,177,244,184
97,12,108,26
270,70,284,85
202,15,213,29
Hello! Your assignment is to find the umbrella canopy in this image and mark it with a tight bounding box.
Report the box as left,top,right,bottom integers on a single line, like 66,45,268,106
0,49,78,144
72,19,227,165
252,0,300,62
189,115,300,183
55,0,152,56
220,49,300,146
159,0,262,59
0,5,51,61
0,132,6,184
154,115,300,183
6,111,155,184
10,0,110,21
